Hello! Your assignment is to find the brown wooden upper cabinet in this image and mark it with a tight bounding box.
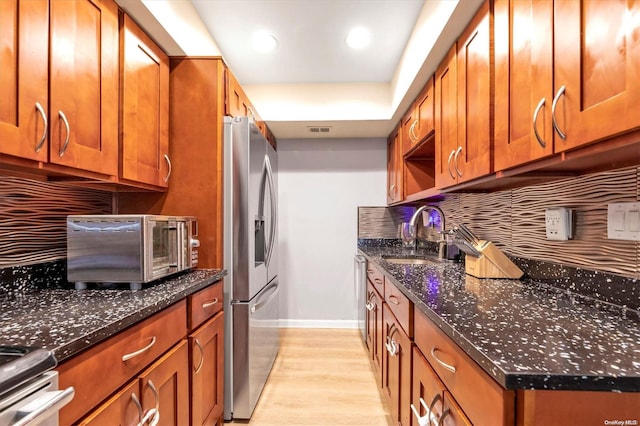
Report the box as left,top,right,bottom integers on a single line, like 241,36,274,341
0,0,49,162
436,0,492,190
403,77,435,156
387,125,404,204
49,0,119,175
120,13,170,188
0,0,119,176
494,0,640,171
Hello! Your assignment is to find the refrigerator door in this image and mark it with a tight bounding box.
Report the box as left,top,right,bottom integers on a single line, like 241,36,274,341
265,141,278,283
231,116,268,301
231,278,280,419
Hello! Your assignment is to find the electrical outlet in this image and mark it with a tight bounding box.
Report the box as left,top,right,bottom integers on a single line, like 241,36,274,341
545,208,573,240
607,203,640,241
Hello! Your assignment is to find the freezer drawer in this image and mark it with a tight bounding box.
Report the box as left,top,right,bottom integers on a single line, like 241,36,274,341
231,278,280,419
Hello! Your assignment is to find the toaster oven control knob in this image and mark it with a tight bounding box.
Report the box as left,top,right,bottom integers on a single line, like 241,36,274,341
191,238,200,248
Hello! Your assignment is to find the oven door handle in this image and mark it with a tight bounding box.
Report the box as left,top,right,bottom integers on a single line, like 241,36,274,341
14,386,75,426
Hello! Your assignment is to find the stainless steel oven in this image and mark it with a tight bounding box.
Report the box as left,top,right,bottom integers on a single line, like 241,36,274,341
67,215,200,290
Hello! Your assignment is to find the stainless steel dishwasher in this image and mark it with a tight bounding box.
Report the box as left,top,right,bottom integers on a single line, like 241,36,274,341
354,254,368,345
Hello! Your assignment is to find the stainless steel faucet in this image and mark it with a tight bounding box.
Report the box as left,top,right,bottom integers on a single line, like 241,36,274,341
408,204,458,261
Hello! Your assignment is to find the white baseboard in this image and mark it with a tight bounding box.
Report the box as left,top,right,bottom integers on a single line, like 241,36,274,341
279,319,359,329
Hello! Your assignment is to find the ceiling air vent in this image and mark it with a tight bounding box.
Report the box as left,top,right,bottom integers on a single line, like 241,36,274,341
307,126,332,133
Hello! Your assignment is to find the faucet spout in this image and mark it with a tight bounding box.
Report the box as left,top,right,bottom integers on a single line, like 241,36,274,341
409,205,446,235
407,204,457,261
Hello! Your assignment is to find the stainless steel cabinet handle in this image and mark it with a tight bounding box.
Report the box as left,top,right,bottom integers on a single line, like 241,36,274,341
163,154,172,182
551,85,567,140
202,298,219,309
194,338,205,374
436,408,451,426
131,393,143,426
12,386,75,426
122,336,157,362
410,397,431,426
388,294,400,305
410,120,419,143
453,146,463,177
385,324,399,356
34,102,47,152
532,98,546,148
147,379,160,426
365,292,376,311
431,347,456,373
447,149,456,179
58,110,70,157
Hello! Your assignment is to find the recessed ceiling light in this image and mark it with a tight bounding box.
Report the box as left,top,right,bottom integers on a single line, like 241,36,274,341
252,31,278,53
345,27,371,49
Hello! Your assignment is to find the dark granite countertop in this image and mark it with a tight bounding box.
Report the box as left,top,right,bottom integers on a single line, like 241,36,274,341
0,269,226,363
359,246,640,392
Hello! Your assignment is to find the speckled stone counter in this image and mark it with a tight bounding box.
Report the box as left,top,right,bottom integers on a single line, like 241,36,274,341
359,246,640,392
0,269,226,363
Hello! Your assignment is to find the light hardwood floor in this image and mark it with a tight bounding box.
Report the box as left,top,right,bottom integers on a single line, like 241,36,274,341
230,328,393,425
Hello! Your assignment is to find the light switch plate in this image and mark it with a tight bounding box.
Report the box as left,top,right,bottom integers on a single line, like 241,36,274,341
545,207,573,240
607,203,640,240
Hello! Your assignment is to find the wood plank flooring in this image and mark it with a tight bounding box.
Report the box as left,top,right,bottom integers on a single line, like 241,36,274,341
230,328,393,425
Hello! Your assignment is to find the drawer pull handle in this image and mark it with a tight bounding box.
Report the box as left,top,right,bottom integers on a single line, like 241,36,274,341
385,324,399,356
202,298,219,309
388,294,400,305
431,347,456,373
194,338,205,374
374,278,383,284
163,154,172,183
131,393,143,426
122,336,157,362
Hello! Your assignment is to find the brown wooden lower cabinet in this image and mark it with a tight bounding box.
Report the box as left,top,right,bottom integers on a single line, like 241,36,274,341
190,311,224,425
411,346,445,426
79,340,189,425
366,280,384,384
383,304,412,426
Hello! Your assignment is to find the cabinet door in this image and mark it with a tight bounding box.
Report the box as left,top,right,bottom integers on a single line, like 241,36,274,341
190,312,224,426
402,108,417,155
455,0,492,183
120,13,170,187
387,126,403,204
494,0,554,171
366,281,384,386
415,76,435,142
441,391,472,426
226,68,257,120
383,304,412,426
553,0,640,152
434,45,458,189
49,0,118,175
0,0,48,162
78,381,141,426
140,340,190,426
411,347,445,426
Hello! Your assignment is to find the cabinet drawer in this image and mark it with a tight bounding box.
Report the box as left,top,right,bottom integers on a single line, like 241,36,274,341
384,283,413,338
366,264,385,296
414,308,514,425
58,300,187,425
188,280,223,331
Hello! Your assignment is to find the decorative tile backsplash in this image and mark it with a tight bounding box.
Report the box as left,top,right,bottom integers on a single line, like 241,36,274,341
359,165,640,279
0,177,113,268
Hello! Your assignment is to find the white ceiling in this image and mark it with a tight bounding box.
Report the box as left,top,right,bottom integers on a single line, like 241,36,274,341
118,0,485,139
191,0,424,85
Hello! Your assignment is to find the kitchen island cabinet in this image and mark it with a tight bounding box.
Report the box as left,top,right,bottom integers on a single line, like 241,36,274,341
359,245,640,425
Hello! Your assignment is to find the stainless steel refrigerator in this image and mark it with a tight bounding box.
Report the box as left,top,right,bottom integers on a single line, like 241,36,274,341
223,116,279,421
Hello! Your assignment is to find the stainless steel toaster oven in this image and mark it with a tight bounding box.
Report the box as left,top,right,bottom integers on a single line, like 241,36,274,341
67,215,199,289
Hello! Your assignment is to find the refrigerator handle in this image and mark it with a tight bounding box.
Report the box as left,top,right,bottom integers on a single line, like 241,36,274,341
256,156,269,264
250,280,279,314
264,155,277,268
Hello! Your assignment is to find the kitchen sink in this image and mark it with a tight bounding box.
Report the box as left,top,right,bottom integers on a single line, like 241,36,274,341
382,255,441,265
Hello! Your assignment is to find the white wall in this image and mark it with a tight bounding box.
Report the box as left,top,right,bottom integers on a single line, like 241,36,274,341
277,137,387,328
